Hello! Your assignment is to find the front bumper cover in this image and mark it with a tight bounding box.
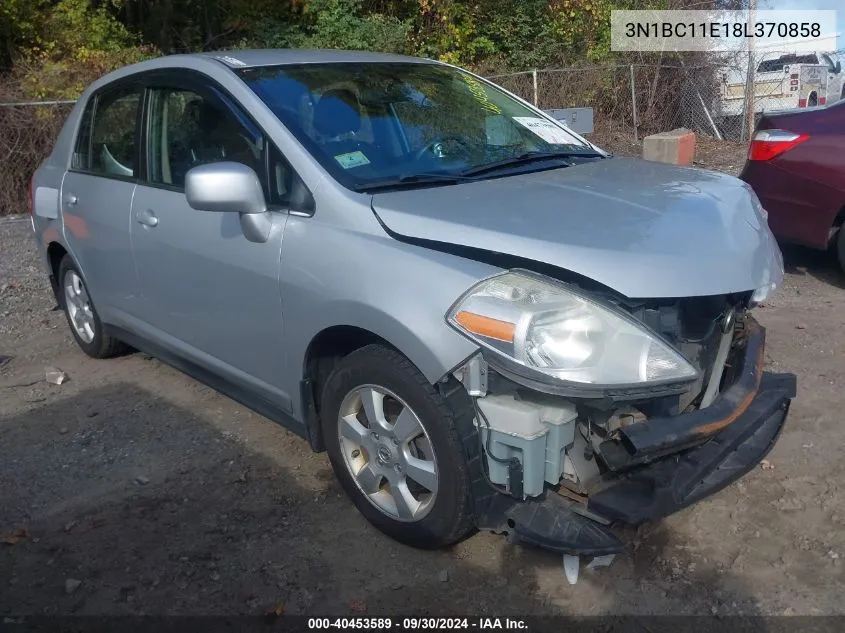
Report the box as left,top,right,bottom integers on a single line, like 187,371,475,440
587,370,793,526
473,318,796,555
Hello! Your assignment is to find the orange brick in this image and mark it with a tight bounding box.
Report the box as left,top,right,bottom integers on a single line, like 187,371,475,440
642,128,696,166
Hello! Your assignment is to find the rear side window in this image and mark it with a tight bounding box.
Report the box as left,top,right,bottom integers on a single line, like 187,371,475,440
73,86,141,179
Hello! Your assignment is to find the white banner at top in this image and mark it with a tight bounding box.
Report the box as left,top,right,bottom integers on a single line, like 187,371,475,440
610,10,838,52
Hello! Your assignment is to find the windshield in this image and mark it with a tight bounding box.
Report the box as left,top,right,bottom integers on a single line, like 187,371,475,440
238,62,599,190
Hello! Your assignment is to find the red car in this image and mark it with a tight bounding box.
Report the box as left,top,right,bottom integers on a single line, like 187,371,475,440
740,99,845,272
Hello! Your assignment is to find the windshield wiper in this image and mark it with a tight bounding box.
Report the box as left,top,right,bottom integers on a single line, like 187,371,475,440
459,150,603,177
354,172,479,192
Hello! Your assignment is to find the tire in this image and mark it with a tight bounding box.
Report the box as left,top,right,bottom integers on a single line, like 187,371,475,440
320,344,474,549
837,227,845,276
58,255,126,359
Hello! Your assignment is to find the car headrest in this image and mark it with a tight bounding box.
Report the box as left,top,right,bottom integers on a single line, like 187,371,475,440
312,90,362,139
183,98,223,134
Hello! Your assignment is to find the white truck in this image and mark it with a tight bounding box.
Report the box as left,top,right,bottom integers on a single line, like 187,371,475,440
718,50,843,117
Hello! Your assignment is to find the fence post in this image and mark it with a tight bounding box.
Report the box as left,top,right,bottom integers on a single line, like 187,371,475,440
630,64,638,143
532,69,539,107
745,0,757,141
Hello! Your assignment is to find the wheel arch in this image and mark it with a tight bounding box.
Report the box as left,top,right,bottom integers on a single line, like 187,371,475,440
298,317,476,453
46,241,69,304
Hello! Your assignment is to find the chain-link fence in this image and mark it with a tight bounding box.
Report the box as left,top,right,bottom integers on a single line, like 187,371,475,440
1,48,843,215
0,98,75,217
489,48,845,149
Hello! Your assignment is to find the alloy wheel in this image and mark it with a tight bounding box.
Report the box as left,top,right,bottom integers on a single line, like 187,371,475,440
337,384,439,522
64,270,95,344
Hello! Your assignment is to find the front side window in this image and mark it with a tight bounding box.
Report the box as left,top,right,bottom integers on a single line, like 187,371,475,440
147,87,264,188
238,62,599,190
75,86,141,178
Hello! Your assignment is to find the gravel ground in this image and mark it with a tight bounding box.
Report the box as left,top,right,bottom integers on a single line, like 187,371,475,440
1,212,844,617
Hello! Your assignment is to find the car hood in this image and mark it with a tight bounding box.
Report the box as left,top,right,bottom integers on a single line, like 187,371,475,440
370,157,784,298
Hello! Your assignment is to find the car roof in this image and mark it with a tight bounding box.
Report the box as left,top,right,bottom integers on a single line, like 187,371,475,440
84,49,442,94
81,49,444,100
192,49,436,69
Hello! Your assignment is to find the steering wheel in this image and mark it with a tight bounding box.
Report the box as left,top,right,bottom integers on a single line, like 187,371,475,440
412,135,472,162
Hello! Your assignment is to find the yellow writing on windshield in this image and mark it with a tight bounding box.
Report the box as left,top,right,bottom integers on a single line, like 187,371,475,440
459,73,503,115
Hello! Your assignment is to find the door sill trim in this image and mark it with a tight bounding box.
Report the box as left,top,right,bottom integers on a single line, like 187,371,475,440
103,324,307,439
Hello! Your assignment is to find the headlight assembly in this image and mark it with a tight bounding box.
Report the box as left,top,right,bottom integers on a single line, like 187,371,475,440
446,271,698,389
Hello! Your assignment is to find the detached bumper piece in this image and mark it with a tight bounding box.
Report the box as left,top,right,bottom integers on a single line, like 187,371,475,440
471,318,795,555
477,493,625,556
597,317,782,471
587,371,794,524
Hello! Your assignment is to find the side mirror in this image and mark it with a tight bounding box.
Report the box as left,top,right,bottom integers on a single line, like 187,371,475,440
185,162,272,243
836,61,842,74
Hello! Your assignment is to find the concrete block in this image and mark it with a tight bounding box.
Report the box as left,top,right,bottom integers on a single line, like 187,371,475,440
642,128,696,166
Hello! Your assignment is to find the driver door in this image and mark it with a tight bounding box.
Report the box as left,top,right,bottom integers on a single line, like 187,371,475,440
129,79,292,411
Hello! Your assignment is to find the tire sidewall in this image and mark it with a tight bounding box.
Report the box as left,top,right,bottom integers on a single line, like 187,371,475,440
58,256,108,357
320,347,472,548
838,228,845,275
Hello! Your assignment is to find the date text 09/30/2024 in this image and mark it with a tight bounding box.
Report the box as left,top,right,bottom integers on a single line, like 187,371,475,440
307,618,528,630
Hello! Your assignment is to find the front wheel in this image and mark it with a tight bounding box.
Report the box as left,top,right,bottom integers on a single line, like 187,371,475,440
320,344,474,548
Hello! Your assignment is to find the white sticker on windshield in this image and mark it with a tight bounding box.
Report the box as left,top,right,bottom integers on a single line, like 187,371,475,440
513,117,575,145
335,151,371,169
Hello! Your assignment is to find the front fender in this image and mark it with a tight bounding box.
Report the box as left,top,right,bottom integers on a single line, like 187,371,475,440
279,218,501,420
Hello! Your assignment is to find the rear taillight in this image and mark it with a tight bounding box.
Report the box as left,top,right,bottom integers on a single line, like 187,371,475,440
748,129,809,161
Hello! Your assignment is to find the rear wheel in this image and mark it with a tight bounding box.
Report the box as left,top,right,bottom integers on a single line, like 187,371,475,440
320,344,474,548
58,256,126,358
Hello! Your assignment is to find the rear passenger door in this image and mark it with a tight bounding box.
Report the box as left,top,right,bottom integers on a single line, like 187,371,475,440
60,84,142,323
129,78,295,411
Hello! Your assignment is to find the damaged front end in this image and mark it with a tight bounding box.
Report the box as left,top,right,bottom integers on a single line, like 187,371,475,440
447,273,796,559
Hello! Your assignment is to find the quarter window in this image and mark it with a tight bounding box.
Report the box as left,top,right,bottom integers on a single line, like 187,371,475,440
268,142,312,213
71,101,95,171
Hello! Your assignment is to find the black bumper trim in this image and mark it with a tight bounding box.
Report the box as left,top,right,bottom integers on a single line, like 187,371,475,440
475,492,625,557
586,371,793,525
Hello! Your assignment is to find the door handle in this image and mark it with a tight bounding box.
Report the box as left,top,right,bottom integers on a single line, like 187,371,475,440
136,209,159,227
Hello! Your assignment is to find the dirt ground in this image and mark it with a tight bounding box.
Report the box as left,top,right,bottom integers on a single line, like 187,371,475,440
2,212,844,617
592,129,749,177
